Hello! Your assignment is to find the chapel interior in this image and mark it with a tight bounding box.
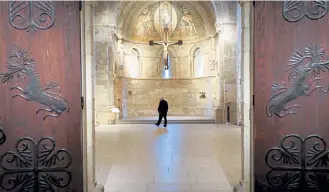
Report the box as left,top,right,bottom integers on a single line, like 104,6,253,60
93,1,243,191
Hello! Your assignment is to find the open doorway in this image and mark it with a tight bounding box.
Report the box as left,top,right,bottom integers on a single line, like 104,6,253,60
86,1,244,191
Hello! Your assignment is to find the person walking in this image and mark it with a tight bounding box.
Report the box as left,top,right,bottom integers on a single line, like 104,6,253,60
155,97,168,127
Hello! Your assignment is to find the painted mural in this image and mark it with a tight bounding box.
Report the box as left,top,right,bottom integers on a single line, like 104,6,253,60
175,6,198,36
131,2,202,41
133,8,159,38
154,2,178,37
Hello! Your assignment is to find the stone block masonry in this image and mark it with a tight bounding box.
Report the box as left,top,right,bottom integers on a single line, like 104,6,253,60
120,77,216,117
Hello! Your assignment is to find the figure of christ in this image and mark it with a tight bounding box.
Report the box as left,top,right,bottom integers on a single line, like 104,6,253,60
163,43,169,70
149,27,183,70
160,4,172,36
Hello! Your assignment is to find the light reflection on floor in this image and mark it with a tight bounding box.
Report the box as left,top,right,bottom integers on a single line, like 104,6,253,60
95,124,241,192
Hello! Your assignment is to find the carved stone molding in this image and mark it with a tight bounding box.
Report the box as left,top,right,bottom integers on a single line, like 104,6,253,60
108,24,117,34
209,60,218,70
215,22,224,34
94,24,117,31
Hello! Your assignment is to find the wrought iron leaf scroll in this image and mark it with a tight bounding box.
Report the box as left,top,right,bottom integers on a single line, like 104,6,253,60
0,45,70,120
0,137,72,191
283,1,328,22
258,134,329,191
265,134,329,171
9,1,55,33
266,44,329,118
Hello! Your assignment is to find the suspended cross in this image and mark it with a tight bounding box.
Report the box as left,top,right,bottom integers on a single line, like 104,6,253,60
149,27,182,70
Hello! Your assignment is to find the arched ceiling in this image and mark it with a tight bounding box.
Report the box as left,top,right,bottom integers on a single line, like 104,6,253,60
117,1,217,43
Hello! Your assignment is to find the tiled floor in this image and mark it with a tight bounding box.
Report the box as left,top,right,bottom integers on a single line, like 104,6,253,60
121,116,214,120
95,124,241,192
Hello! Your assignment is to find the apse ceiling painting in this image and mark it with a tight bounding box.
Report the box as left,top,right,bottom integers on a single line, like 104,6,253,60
153,2,178,37
132,2,202,41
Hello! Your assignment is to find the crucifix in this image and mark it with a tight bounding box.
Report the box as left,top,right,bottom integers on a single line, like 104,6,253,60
149,26,182,70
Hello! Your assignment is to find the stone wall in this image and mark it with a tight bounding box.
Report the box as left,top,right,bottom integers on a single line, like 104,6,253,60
120,77,216,117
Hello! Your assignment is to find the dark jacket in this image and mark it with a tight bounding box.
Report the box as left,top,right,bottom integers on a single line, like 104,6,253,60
158,100,168,114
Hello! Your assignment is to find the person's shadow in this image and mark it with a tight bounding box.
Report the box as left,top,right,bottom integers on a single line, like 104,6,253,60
153,127,168,135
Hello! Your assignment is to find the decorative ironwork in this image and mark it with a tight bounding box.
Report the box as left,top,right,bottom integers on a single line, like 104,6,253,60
0,46,70,120
0,128,5,145
0,118,6,145
0,137,72,191
283,1,328,22
260,134,329,191
266,44,329,118
9,1,55,33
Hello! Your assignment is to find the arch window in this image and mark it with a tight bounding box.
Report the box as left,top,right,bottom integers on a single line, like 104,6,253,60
126,48,140,77
193,48,203,77
161,52,173,79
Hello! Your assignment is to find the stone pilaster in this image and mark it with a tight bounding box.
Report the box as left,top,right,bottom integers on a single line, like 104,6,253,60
81,2,104,192
215,20,238,124
116,39,124,77
236,3,244,126
94,7,118,124
107,25,117,107
214,22,226,123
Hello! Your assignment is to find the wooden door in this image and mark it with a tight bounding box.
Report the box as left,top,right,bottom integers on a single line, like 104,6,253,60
0,1,82,191
254,1,329,191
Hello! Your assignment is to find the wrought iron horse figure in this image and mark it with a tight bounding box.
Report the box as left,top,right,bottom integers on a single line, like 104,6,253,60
266,44,329,118
0,46,69,120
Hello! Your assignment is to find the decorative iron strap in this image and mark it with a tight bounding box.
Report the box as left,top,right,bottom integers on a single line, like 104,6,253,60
0,137,72,191
0,128,5,145
259,134,329,191
8,1,55,33
283,1,328,22
0,118,6,145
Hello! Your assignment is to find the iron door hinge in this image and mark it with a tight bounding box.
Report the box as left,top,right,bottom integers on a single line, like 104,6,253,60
81,96,84,109
79,1,82,11
253,95,255,106
253,1,255,6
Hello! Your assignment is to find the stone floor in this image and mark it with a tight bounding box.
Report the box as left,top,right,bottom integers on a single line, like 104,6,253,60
95,124,241,192
121,116,214,120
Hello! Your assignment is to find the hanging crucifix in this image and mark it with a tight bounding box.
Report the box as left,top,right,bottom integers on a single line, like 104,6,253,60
149,2,183,70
